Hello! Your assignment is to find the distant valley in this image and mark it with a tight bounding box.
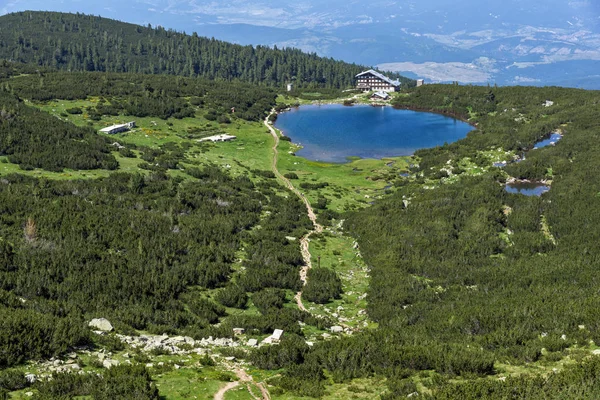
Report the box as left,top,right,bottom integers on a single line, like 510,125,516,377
4,0,597,87
187,1,600,88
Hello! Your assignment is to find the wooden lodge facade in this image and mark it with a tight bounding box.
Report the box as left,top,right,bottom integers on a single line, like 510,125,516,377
356,69,400,93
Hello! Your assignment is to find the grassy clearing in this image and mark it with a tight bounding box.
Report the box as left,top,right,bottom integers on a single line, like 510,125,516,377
154,365,228,400
275,138,409,213
16,98,277,182
303,231,375,331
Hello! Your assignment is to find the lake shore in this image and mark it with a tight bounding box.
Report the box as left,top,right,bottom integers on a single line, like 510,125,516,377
273,103,474,164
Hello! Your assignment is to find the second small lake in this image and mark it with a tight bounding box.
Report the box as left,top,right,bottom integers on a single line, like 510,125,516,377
275,104,474,163
505,182,550,196
533,133,562,149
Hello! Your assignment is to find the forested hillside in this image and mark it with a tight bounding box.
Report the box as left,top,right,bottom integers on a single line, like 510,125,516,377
0,90,117,171
303,85,600,397
0,11,413,89
2,15,600,396
6,71,278,121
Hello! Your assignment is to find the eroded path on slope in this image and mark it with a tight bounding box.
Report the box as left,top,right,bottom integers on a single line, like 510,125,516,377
214,364,271,400
264,111,323,312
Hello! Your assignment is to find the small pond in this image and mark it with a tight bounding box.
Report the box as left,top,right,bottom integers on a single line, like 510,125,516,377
533,133,562,149
505,182,550,196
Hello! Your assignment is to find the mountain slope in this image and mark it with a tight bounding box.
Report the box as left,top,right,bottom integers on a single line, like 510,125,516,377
0,11,413,88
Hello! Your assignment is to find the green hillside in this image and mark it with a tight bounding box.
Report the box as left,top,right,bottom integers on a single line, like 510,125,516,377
0,11,413,89
3,10,600,399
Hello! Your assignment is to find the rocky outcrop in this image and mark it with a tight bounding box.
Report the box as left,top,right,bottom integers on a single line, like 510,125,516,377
116,334,238,355
88,318,113,332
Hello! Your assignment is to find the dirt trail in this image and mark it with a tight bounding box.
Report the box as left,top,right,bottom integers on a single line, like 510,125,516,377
214,381,240,400
215,366,271,400
264,111,323,312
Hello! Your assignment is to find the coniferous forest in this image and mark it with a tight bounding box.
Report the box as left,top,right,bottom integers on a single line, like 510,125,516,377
1,10,600,400
0,11,413,89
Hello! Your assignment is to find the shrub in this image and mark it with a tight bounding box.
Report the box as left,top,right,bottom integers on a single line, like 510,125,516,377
0,369,27,391
303,269,342,304
252,288,286,315
215,285,248,309
65,107,83,114
217,115,231,124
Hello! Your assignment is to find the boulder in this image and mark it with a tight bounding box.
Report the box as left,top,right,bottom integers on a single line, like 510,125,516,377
103,359,120,369
88,318,113,332
247,339,258,347
330,326,344,333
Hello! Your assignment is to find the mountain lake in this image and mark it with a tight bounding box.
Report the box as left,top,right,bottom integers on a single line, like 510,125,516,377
274,104,474,163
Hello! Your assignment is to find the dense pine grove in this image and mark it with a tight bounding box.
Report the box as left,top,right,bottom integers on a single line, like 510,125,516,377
0,11,413,89
6,70,279,121
0,90,117,171
0,164,319,363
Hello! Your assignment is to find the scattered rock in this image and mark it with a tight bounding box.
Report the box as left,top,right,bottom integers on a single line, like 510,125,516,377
330,326,344,333
103,359,120,369
233,328,245,335
25,374,36,384
88,318,114,332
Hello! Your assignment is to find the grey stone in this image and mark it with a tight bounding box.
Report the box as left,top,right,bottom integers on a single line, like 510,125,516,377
88,318,113,332
102,359,120,369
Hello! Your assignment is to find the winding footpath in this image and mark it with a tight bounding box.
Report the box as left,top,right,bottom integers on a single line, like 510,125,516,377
214,381,239,400
214,110,314,400
214,365,271,400
264,111,323,311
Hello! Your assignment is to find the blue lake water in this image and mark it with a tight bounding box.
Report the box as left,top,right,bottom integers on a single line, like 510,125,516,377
533,133,562,149
274,104,474,163
505,182,550,196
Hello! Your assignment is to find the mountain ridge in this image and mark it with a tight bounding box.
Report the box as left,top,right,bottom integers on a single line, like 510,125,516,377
0,10,414,89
